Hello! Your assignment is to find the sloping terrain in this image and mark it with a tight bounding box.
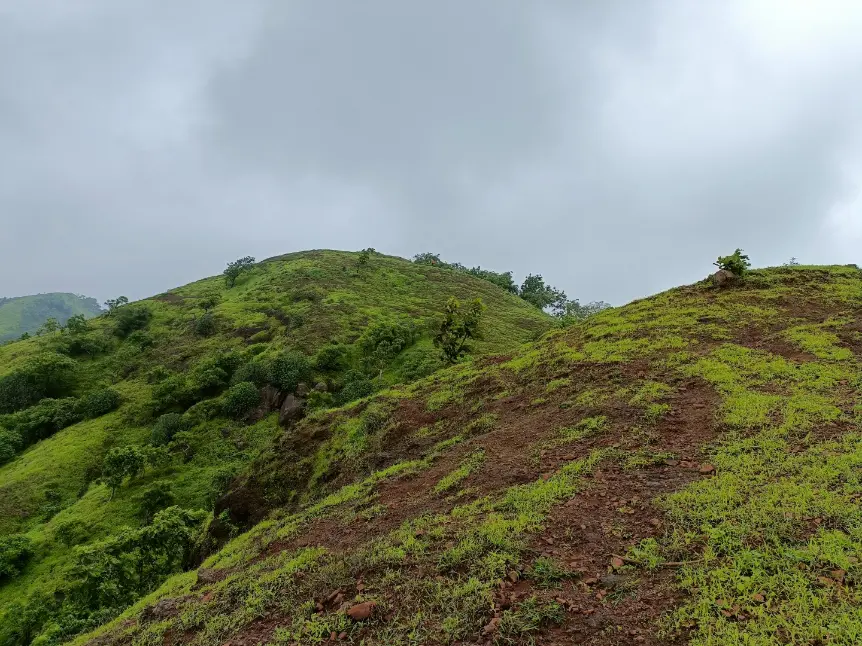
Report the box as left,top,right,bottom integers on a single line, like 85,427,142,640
0,293,103,343
0,250,552,645
67,264,862,646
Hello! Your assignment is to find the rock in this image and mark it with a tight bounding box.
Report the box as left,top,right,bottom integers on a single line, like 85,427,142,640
600,573,630,589
712,269,737,287
699,463,715,474
260,385,281,410
279,393,306,427
143,597,182,620
295,382,310,397
482,617,501,635
314,381,328,392
610,557,625,569
196,568,220,585
338,632,348,640
346,601,376,621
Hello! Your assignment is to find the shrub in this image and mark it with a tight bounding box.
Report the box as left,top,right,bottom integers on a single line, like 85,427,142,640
0,353,77,414
0,427,21,465
267,351,311,392
126,330,154,349
0,534,32,580
314,344,349,373
231,360,269,387
519,274,566,312
56,332,110,357
194,312,217,337
222,382,260,419
140,481,175,524
336,370,376,405
714,248,751,276
113,304,152,338
188,357,231,398
151,374,191,413
150,413,188,446
358,320,418,374
75,388,122,419
1,397,81,446
54,519,89,547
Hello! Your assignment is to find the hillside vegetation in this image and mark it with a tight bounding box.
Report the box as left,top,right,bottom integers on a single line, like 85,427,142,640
0,250,553,646
0,294,102,343
62,262,862,646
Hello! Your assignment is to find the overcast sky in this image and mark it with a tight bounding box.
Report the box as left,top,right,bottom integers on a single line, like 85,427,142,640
2,0,861,306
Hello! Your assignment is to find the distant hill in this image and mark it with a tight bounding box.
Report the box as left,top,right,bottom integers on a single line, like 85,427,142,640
0,293,103,343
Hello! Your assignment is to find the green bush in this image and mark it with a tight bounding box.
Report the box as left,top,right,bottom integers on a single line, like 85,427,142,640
101,445,147,498
150,413,188,446
231,360,269,387
75,388,122,419
0,427,22,465
54,519,90,547
313,344,349,373
336,370,376,405
0,534,32,581
151,374,191,413
54,332,110,357
194,312,217,337
1,397,81,447
188,357,231,397
267,351,311,392
113,304,152,338
0,353,78,414
358,320,418,373
140,481,175,524
222,382,260,419
714,248,751,276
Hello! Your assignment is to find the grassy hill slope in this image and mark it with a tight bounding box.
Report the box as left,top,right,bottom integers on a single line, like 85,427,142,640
70,263,862,646
0,250,552,645
0,293,102,343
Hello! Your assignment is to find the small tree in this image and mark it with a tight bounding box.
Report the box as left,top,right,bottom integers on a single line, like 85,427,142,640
224,256,256,288
102,446,146,500
199,292,221,312
434,297,485,364
65,314,88,334
518,274,567,313
38,317,61,336
714,249,751,276
413,252,443,266
105,296,129,314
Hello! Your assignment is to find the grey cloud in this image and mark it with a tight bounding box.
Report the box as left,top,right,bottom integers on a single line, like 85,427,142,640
1,1,861,305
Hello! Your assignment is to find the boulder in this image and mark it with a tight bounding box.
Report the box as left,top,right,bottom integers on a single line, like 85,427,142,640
142,597,182,620
295,382,310,397
712,269,737,287
196,568,221,585
279,393,306,427
346,601,376,621
314,381,328,392
260,385,282,411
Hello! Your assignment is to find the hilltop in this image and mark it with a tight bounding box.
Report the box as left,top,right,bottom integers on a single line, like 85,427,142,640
0,293,102,343
0,250,553,645
63,263,862,646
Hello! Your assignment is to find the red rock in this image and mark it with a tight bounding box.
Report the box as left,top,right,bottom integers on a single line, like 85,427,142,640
610,557,625,569
338,632,348,640
699,463,715,474
346,601,376,621
482,617,501,635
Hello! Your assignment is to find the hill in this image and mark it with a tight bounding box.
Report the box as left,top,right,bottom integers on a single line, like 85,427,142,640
0,293,102,343
0,250,553,645
63,263,862,646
